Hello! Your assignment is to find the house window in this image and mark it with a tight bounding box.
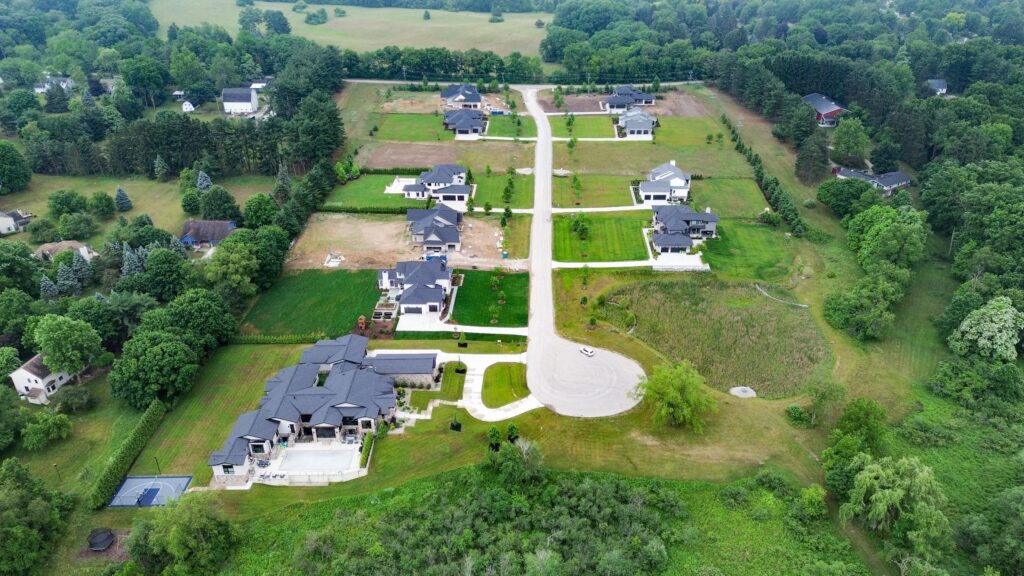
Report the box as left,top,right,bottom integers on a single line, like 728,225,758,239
223,465,235,475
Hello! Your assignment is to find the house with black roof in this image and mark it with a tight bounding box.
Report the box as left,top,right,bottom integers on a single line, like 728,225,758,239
835,167,912,196
221,87,258,114
443,109,487,136
441,83,482,109
391,164,474,203
602,85,655,111
407,205,463,254
378,260,453,316
179,220,237,248
802,93,846,127
650,205,718,253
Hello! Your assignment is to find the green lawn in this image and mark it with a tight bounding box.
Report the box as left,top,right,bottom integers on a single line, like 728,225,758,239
407,361,466,411
554,141,753,179
656,116,729,147
552,174,634,208
0,174,272,246
241,270,381,336
467,213,531,258
702,220,794,282
691,178,768,219
550,114,616,138
131,345,306,485
374,113,453,142
142,100,230,122
472,174,534,209
324,175,427,210
553,211,650,262
452,270,529,327
481,363,529,408
486,114,537,138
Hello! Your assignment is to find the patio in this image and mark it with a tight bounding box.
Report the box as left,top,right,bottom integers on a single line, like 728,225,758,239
248,442,365,488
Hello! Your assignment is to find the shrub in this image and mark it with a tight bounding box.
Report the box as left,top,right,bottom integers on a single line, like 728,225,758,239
719,485,748,508
360,433,375,468
50,386,95,414
897,415,956,447
785,405,813,428
88,400,166,509
758,210,782,227
22,411,72,450
230,333,324,344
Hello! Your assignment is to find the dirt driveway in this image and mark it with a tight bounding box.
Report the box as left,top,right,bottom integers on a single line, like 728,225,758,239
287,213,419,270
361,142,459,169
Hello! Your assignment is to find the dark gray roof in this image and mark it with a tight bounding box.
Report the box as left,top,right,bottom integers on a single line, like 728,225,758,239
652,233,693,248
299,335,370,365
873,171,911,188
366,354,437,375
434,184,472,196
604,94,634,107
180,220,235,243
611,85,654,103
208,411,260,465
443,109,485,130
222,87,255,103
393,260,450,287
399,284,445,306
441,83,481,103
639,180,672,193
617,108,656,130
1,209,32,226
408,206,461,235
927,79,947,92
421,225,460,245
802,93,844,114
19,354,53,379
653,205,719,233
420,164,466,184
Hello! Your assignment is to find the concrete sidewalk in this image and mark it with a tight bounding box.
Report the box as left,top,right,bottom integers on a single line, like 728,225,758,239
396,313,529,336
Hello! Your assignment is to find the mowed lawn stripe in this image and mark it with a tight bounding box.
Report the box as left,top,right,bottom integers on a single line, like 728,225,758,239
552,174,634,208
131,345,306,484
242,270,381,336
325,175,428,210
553,211,651,262
701,220,793,283
375,113,454,142
473,174,534,208
453,270,529,327
481,363,529,408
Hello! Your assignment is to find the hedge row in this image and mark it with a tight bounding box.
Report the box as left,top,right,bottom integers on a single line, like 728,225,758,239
360,434,375,468
230,333,326,344
359,167,430,176
320,204,411,214
393,331,527,343
88,400,167,510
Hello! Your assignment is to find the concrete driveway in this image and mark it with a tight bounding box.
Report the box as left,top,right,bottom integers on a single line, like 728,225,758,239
520,88,645,417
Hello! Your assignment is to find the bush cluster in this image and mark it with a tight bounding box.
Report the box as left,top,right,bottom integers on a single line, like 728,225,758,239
87,400,166,509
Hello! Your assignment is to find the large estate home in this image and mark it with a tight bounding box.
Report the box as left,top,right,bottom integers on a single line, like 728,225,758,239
441,83,482,109
388,164,473,203
617,108,657,137
407,205,463,254
802,93,846,127
9,354,73,405
650,205,718,254
636,160,691,204
443,109,487,135
602,85,655,111
379,260,453,316
835,167,911,196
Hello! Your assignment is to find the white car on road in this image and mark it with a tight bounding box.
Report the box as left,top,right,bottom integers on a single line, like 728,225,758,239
579,346,595,357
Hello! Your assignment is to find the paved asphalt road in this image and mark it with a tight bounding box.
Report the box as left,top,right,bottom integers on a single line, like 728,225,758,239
520,88,645,418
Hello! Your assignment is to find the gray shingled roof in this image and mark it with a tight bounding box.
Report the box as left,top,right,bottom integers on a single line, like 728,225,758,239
222,87,254,103
420,164,466,184
180,220,235,244
422,225,460,246
652,233,693,248
366,354,437,375
653,205,718,234
408,206,461,235
19,354,53,379
443,109,485,131
802,93,844,114
648,161,690,182
299,335,370,365
393,260,450,287
441,83,481,103
399,284,445,306
638,180,672,194
1,209,32,226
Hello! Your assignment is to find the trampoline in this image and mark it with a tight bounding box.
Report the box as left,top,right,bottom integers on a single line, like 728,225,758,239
108,476,192,507
88,529,115,552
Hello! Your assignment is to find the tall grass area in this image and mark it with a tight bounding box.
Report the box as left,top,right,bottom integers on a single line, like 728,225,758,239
452,270,529,327
597,276,831,398
481,363,529,407
241,270,381,336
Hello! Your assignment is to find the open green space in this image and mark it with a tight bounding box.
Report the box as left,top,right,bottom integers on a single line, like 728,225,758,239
467,213,531,259
486,114,537,138
552,173,634,208
373,113,453,142
150,1,549,57
131,345,306,485
324,174,426,210
691,178,768,219
407,361,466,411
241,270,381,336
701,220,794,282
552,211,650,262
550,114,615,138
142,99,235,121
597,275,831,398
481,363,529,408
452,270,529,327
656,116,729,147
472,174,534,209
0,174,272,245
554,141,753,179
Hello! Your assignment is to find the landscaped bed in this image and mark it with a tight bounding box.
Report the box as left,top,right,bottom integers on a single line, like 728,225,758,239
481,362,529,408
407,361,466,411
452,270,529,327
240,270,381,336
552,174,634,208
552,211,650,262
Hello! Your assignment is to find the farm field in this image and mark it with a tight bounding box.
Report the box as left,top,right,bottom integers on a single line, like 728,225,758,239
240,270,381,336
0,174,272,246
149,1,549,56
131,345,306,485
452,270,529,327
407,362,466,411
481,363,529,408
472,174,534,209
549,114,616,138
552,174,634,208
324,175,427,210
374,113,453,142
552,211,650,262
701,220,794,282
487,114,537,138
691,178,768,219
554,141,753,179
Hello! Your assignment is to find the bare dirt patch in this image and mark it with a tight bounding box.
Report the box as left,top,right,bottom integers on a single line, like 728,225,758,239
649,91,710,117
362,142,459,168
457,217,503,260
287,213,420,270
537,94,607,113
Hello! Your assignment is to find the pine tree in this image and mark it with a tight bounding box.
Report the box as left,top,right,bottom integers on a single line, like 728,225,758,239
115,187,133,211
71,252,93,285
121,243,143,276
153,155,169,182
56,262,82,296
196,171,213,194
272,164,291,205
168,237,188,258
40,275,59,300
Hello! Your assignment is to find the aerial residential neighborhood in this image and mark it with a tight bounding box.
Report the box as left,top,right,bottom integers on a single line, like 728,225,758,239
0,1,1016,575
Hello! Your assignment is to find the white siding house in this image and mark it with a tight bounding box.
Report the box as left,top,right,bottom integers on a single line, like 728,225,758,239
222,87,258,115
0,210,33,234
10,355,73,405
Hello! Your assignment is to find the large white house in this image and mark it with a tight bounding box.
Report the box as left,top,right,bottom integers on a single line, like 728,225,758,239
379,260,453,316
10,355,73,405
221,87,258,115
0,209,33,234
386,164,474,203
440,84,482,109
636,160,691,204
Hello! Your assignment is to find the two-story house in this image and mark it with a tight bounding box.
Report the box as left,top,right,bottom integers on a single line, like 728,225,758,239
378,260,453,316
636,160,691,204
9,355,73,405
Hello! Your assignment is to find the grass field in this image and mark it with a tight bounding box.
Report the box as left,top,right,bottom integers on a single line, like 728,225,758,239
554,141,753,179
552,174,634,208
691,178,768,219
550,115,616,138
241,270,381,336
324,175,427,210
702,220,794,282
373,113,453,142
131,345,306,484
452,270,529,327
481,363,529,408
472,174,534,209
552,211,650,262
0,174,272,246
407,362,466,411
597,276,832,398
150,1,549,57
656,116,729,147
486,114,537,138
467,213,531,259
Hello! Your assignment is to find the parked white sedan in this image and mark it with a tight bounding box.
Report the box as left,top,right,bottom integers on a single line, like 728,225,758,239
579,346,595,357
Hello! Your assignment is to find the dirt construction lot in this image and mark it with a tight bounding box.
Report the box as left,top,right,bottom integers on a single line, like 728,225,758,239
361,142,459,169
538,90,710,116
287,213,419,270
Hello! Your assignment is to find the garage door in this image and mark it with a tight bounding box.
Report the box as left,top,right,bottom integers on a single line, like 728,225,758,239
404,307,422,314
428,304,439,312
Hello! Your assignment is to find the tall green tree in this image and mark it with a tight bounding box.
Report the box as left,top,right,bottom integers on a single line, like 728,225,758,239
243,193,278,229
830,117,870,167
124,494,236,575
33,314,102,379
796,130,830,184
109,330,199,408
199,185,242,221
0,141,32,194
948,296,1024,362
633,362,717,432
0,458,76,576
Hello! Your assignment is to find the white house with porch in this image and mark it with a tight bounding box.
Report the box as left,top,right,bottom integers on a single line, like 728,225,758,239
9,355,73,405
635,160,691,204
385,165,474,204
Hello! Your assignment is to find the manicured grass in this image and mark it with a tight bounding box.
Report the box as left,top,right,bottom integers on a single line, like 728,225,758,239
370,339,525,354
0,174,271,245
407,361,466,411
472,174,534,209
452,270,529,327
466,213,531,259
150,1,549,57
0,374,143,495
324,175,427,210
550,114,615,138
486,114,537,138
374,113,453,142
554,141,753,179
552,211,650,262
691,178,768,219
656,116,729,147
597,275,832,398
701,220,794,282
241,270,381,336
552,173,634,208
481,363,529,408
131,345,306,485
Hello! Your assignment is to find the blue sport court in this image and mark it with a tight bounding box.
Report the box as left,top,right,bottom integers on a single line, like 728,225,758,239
108,476,192,507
